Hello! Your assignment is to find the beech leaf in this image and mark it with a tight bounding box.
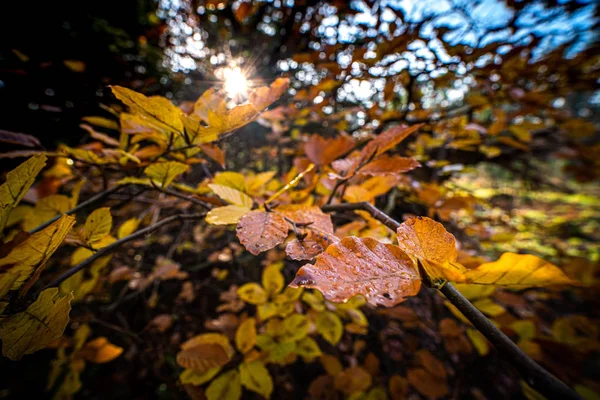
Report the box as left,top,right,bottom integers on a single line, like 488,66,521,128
290,237,421,306
236,211,288,255
239,361,274,399
82,207,112,244
206,205,251,225
0,288,73,360
235,318,256,354
144,161,189,189
208,183,253,208
206,369,242,400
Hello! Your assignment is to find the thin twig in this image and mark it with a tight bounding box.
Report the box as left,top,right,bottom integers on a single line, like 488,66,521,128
38,213,205,292
321,201,580,400
162,188,212,210
29,185,130,234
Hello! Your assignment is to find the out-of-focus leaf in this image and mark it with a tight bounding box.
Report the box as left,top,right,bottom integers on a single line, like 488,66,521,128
180,366,222,385
0,288,73,360
334,366,372,395
117,217,141,239
208,183,253,208
206,205,251,225
237,283,268,305
239,361,274,399
235,318,256,354
358,155,421,176
262,263,284,297
316,311,343,345
144,161,189,189
82,207,112,244
79,337,123,363
206,369,241,400
291,237,421,306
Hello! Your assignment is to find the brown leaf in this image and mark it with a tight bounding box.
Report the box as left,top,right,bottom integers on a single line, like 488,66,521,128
358,155,421,176
415,349,447,379
290,236,421,306
176,343,229,373
236,211,289,255
286,239,323,261
407,368,448,398
360,124,422,162
0,129,42,148
304,134,355,166
200,143,225,168
334,366,372,395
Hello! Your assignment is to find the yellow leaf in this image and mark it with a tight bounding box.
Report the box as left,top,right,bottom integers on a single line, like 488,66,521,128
472,298,505,317
83,207,112,244
206,205,251,225
0,288,73,360
453,284,495,301
206,369,242,400
239,361,274,399
0,215,75,293
465,253,574,287
237,283,267,305
118,218,141,239
262,262,284,297
110,86,184,133
22,194,72,231
316,311,343,345
246,171,277,196
296,336,322,361
509,126,532,143
208,183,253,208
466,328,490,356
281,314,310,342
180,367,222,385
235,318,257,354
257,302,278,321
0,154,47,234
79,337,123,363
144,161,189,189
213,171,246,192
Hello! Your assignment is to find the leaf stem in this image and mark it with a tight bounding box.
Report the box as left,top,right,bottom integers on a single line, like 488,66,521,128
321,201,580,400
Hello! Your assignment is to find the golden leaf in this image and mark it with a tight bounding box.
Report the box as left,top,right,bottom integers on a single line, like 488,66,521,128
79,337,123,363
0,215,75,294
206,205,251,225
208,183,253,208
213,171,246,192
0,288,73,360
262,263,284,297
0,154,47,234
236,211,288,255
235,318,257,354
465,253,574,287
144,161,189,189
239,361,274,399
82,207,112,244
206,369,242,400
117,217,141,239
290,237,421,307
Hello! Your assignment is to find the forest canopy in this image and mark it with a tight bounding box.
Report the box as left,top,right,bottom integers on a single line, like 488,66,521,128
0,0,598,399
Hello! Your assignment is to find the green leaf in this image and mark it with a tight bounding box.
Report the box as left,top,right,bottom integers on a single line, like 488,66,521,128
0,288,73,360
0,154,47,235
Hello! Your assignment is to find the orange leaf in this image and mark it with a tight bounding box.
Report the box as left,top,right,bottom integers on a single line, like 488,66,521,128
304,134,355,166
176,343,230,373
396,217,458,264
334,366,372,395
358,155,421,176
236,211,289,255
79,337,123,364
407,368,448,398
290,236,421,306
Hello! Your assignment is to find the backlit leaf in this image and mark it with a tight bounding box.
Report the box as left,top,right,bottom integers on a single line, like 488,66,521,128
0,215,75,293
0,154,46,234
239,361,274,399
396,217,457,264
464,253,574,287
82,207,112,244
235,318,256,354
117,217,141,239
208,183,253,208
236,211,288,255
145,161,189,189
206,205,251,225
206,369,242,400
0,288,73,360
290,237,421,307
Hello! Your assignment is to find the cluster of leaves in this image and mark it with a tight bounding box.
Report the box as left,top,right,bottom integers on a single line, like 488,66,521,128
0,50,597,399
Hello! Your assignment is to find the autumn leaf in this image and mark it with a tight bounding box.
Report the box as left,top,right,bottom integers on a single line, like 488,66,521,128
239,361,274,399
464,253,574,287
358,124,422,165
290,236,421,306
407,368,448,398
180,367,222,386
0,288,73,360
0,154,47,234
206,205,251,225
206,369,242,400
177,333,234,373
110,86,184,133
236,211,288,255
235,318,256,354
285,239,323,261
315,311,343,345
117,217,141,239
296,337,322,360
281,314,310,342
237,283,268,305
0,215,75,294
144,161,189,189
79,337,123,363
358,155,421,176
334,366,372,395
208,183,253,208
262,263,284,297
82,207,112,244
304,134,355,166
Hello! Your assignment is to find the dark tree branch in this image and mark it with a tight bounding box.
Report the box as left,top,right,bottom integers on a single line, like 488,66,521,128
321,201,580,400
